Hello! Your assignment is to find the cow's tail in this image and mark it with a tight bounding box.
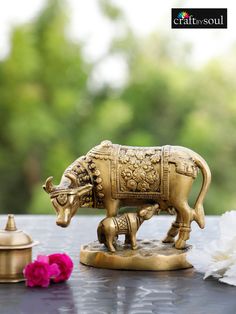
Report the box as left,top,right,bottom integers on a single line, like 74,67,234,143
192,152,211,229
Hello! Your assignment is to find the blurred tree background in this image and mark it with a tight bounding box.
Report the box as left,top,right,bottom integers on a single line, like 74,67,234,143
0,0,236,215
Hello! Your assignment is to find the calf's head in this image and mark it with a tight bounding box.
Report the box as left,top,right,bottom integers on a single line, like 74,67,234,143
43,174,92,227
139,204,160,220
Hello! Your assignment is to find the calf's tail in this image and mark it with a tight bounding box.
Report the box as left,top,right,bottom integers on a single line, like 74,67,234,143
97,222,106,244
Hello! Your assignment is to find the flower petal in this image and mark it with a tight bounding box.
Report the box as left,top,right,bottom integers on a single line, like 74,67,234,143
189,210,236,286
37,255,49,264
49,263,60,278
187,247,212,274
219,211,236,240
49,253,74,282
219,276,236,286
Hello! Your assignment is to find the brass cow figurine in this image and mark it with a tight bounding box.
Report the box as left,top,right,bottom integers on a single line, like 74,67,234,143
43,140,211,249
97,204,160,252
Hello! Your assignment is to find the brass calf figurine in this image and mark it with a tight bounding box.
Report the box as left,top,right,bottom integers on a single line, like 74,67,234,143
97,204,160,252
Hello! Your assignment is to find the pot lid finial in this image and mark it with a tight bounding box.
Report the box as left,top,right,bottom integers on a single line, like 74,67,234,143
5,214,17,231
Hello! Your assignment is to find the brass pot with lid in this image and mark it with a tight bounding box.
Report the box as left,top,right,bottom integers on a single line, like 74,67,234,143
0,214,39,283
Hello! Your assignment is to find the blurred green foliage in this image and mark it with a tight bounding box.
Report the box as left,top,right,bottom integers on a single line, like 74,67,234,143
0,0,236,215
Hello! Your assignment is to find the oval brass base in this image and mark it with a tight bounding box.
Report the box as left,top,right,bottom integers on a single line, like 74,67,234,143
80,239,192,271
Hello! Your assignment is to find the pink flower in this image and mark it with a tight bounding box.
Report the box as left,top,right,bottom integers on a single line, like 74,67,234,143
23,253,73,287
23,256,60,288
48,253,73,283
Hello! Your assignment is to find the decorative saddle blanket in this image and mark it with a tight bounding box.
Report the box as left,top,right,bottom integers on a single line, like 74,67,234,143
87,141,198,202
111,145,170,200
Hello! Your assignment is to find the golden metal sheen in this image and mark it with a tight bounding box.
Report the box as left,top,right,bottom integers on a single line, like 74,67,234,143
97,204,160,252
80,240,192,271
0,215,38,283
44,141,211,270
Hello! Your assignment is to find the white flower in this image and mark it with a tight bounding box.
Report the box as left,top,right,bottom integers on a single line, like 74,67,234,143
187,210,236,286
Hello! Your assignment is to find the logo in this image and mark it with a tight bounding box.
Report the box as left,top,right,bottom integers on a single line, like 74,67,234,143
172,8,227,29
177,11,190,19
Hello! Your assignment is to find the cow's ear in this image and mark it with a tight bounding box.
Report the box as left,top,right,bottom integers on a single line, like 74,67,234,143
65,173,78,188
77,184,93,196
139,209,148,217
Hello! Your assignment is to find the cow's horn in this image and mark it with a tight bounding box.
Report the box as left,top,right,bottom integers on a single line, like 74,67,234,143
43,176,55,193
65,172,77,187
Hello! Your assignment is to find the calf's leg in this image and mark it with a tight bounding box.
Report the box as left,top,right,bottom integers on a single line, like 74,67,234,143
107,234,116,252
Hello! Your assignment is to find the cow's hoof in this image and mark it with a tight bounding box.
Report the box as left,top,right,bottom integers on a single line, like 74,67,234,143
132,245,138,250
162,236,175,244
175,239,186,249
107,245,116,253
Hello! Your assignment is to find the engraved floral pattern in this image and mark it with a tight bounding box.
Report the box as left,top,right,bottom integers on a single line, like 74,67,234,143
146,171,158,184
150,154,161,164
121,169,133,181
137,181,150,192
127,179,137,191
133,168,146,181
118,148,161,193
119,155,130,164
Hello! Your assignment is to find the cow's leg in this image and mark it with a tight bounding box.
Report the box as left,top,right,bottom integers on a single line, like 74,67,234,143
168,170,194,249
174,202,193,249
162,211,181,244
105,199,120,217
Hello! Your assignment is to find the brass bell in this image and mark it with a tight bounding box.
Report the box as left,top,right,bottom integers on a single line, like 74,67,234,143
0,214,39,283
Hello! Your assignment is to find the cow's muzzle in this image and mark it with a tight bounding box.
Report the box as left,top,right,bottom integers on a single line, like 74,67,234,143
56,208,71,228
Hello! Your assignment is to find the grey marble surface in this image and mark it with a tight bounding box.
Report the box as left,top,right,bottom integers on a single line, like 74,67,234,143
0,215,235,314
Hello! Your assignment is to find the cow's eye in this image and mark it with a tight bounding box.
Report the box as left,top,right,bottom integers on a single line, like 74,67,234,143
57,194,68,205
